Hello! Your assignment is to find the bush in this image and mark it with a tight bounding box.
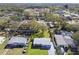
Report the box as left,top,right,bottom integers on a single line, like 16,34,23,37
72,31,79,43
65,24,79,32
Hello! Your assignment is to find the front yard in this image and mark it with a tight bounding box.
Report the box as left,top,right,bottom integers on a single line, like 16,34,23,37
5,48,23,55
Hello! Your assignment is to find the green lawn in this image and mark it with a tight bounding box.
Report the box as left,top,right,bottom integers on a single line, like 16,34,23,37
0,37,9,54
6,48,23,55
27,42,48,55
43,30,50,38
31,30,50,40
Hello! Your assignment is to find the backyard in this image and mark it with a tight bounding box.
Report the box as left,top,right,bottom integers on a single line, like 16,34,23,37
30,30,50,40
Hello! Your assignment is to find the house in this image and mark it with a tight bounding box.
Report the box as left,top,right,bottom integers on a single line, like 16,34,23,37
60,30,73,37
64,36,77,52
54,35,68,48
0,36,5,44
33,38,51,50
63,14,72,20
64,36,75,47
56,10,70,15
7,37,27,48
71,13,79,19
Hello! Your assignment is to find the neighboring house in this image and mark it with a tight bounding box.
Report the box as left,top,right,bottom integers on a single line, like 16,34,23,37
63,14,72,20
64,36,77,52
54,35,68,48
54,34,77,52
56,10,65,15
0,36,5,44
60,30,73,37
9,29,36,36
71,13,79,19
56,10,70,15
7,37,27,48
33,38,51,50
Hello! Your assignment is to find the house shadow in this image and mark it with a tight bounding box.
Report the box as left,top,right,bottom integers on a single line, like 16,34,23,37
5,44,25,49
31,43,49,50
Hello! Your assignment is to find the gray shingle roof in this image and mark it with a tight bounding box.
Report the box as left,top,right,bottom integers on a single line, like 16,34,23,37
64,36,76,47
54,35,68,47
8,37,27,45
33,38,51,45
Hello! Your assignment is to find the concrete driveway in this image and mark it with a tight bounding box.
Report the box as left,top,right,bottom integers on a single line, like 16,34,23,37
48,42,56,55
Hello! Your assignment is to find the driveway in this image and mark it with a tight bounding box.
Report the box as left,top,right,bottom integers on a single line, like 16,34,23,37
48,42,56,55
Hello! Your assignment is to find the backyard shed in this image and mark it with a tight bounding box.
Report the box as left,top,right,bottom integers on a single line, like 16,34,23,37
7,37,27,48
33,38,51,50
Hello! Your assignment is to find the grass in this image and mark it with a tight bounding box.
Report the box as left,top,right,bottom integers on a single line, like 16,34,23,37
27,42,48,55
6,48,23,55
0,37,9,54
31,30,50,40
43,30,50,38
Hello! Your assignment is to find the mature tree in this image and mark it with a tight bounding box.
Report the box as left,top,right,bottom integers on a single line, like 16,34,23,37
19,20,48,32
49,6,59,13
72,31,79,43
23,11,30,19
0,19,10,30
66,49,73,55
45,13,67,33
45,13,61,22
64,24,79,32
0,12,4,17
8,22,19,29
10,16,21,21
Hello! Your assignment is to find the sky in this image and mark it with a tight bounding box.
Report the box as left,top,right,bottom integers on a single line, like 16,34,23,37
0,0,79,3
